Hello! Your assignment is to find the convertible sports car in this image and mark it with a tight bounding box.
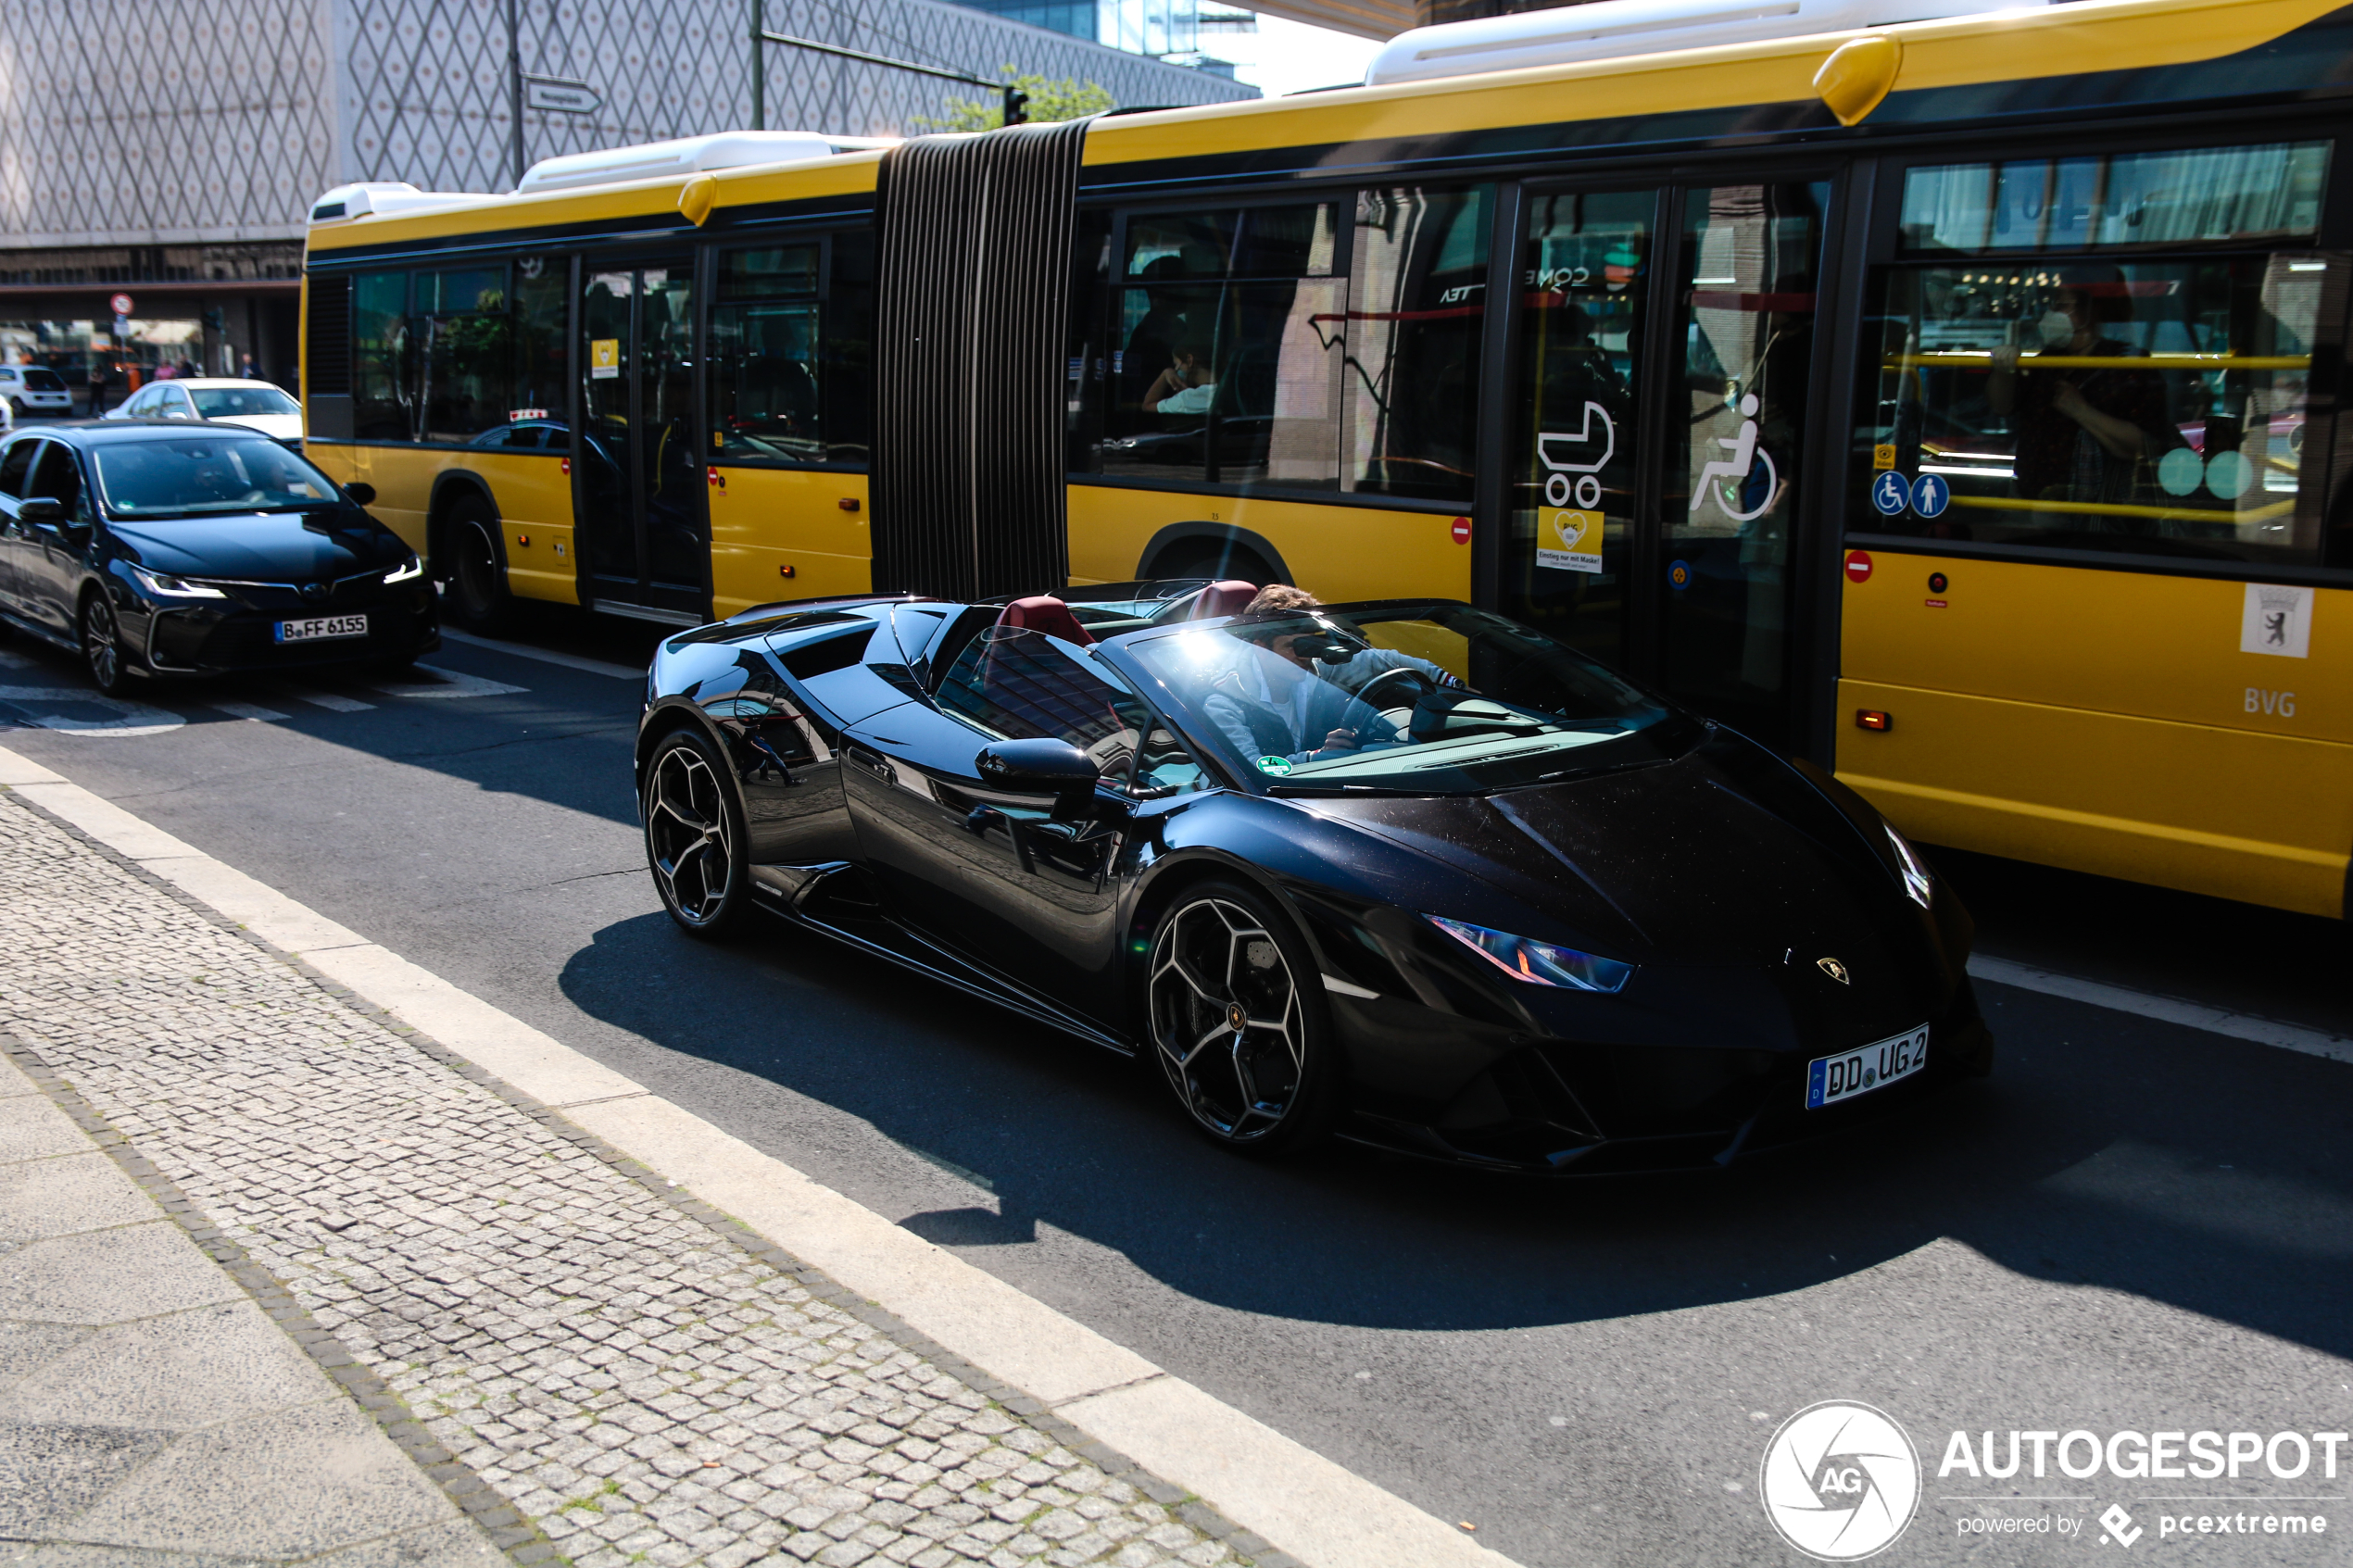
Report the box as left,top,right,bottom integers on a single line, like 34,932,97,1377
635,581,1991,1172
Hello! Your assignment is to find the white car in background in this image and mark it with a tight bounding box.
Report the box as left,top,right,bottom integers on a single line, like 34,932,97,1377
0,363,75,418
106,377,303,444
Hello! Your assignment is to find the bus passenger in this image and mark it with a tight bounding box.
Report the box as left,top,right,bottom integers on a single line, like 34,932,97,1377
1144,336,1218,415
1988,275,2172,516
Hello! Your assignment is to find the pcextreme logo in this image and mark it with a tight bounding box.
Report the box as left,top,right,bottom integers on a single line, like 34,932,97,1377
1760,1400,1923,1561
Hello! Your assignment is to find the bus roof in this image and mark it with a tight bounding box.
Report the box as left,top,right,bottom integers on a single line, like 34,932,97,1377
305,0,2344,260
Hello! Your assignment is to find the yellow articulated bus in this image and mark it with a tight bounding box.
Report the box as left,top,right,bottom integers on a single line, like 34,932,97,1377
300,0,2353,918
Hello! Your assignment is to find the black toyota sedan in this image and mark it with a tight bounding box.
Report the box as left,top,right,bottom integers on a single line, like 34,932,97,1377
635,584,1991,1173
0,421,435,693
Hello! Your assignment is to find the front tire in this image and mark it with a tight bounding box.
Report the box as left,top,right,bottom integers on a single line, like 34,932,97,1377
82,593,131,696
1146,881,1338,1154
642,728,751,937
443,498,513,633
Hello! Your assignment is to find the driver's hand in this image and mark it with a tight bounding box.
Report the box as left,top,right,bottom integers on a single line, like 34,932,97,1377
1989,345,2020,372
1320,727,1360,753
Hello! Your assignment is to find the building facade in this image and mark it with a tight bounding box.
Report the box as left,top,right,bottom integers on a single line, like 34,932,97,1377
0,0,1252,405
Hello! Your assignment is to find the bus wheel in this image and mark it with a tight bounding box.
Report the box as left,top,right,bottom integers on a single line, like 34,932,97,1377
445,498,513,633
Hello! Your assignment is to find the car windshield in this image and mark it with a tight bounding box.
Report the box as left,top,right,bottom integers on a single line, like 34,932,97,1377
188,385,297,419
1122,601,1691,795
91,437,341,517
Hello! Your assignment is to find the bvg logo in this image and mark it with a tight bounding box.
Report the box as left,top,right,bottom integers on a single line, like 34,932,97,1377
1760,1400,1921,1561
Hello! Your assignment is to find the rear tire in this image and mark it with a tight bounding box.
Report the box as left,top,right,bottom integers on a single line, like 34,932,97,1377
81,593,131,696
642,727,752,938
1145,880,1339,1156
443,497,513,633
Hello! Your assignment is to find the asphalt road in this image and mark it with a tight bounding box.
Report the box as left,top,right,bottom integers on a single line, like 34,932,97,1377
4,607,2348,1568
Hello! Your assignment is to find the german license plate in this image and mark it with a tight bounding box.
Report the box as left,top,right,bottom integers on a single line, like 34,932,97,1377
274,613,368,645
1806,1024,1930,1109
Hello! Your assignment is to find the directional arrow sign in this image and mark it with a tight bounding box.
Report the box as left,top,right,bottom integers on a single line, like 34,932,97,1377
523,77,600,114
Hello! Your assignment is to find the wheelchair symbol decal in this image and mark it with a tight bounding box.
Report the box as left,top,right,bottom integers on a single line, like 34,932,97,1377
1870,470,1910,517
1692,394,1778,523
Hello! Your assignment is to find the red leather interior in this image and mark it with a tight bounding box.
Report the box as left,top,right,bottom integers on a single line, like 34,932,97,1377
996,596,1095,646
1187,580,1258,620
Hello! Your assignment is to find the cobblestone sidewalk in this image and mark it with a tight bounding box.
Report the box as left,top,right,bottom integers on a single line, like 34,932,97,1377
0,790,1248,1568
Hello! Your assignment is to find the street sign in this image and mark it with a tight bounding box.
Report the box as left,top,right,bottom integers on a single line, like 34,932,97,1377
523,77,601,114
109,294,134,317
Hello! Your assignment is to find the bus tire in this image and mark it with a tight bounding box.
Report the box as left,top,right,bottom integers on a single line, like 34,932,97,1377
443,496,513,633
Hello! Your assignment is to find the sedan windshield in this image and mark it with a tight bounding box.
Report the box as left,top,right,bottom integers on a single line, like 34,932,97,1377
91,437,341,517
1124,601,1690,795
189,386,297,419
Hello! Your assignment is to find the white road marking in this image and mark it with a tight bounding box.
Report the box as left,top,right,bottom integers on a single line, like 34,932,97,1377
0,685,183,736
439,627,645,681
273,685,376,713
208,701,290,723
1968,953,2353,1066
0,739,1521,1568
370,664,527,700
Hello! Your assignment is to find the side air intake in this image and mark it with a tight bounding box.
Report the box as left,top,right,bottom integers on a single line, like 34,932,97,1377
870,120,1088,601
1364,0,2049,86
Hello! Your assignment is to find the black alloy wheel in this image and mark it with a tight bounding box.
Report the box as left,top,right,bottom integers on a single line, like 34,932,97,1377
445,498,513,633
81,593,130,696
643,728,750,937
1147,881,1337,1153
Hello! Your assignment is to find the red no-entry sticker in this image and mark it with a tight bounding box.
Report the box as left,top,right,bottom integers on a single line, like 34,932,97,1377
1451,517,1472,545
1844,550,1874,583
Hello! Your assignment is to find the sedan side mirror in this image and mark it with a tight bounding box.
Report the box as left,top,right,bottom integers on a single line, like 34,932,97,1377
975,738,1100,812
343,482,376,507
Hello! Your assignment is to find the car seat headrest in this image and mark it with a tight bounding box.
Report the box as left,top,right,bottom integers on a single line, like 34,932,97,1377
996,596,1095,646
1188,580,1259,620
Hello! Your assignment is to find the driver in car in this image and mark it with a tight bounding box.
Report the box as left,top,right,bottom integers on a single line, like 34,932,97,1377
1202,585,1462,766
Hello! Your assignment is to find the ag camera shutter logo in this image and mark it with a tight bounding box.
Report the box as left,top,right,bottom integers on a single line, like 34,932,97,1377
1760,1400,1921,1561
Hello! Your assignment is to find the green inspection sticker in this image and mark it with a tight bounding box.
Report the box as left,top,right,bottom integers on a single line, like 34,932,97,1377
1255,755,1293,776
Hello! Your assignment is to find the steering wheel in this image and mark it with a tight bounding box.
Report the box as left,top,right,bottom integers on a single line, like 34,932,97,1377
1355,666,1441,711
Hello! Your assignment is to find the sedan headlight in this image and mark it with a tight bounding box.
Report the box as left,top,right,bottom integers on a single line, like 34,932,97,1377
1427,914,1634,993
126,564,226,599
1884,822,1933,909
383,554,424,584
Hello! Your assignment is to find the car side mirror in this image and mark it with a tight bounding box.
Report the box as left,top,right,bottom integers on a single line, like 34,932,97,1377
18,497,65,526
343,482,376,507
975,738,1099,812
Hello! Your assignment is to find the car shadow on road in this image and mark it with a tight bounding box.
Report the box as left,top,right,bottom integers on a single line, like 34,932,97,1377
557,908,2353,1361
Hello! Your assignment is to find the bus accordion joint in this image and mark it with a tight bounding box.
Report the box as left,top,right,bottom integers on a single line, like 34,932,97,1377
1856,709,1892,733
1814,35,1901,127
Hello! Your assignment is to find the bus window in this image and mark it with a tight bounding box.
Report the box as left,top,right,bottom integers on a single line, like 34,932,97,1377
1101,203,1340,490
512,257,566,423
1660,182,1827,741
416,267,509,443
1856,255,2335,567
352,271,409,441
1897,143,2326,253
1504,188,1654,671
709,234,872,469
1342,186,1490,504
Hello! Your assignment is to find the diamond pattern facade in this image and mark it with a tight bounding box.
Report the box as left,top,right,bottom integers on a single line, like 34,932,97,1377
1,0,1253,247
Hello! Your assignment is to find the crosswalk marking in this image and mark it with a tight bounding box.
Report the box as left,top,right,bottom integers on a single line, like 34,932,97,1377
272,686,376,713
368,664,527,700
209,701,290,722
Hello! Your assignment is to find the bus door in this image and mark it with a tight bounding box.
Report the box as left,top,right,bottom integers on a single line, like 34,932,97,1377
577,255,707,621
1505,177,1834,751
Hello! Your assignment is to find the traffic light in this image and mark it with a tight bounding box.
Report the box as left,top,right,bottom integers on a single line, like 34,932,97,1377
1001,82,1029,126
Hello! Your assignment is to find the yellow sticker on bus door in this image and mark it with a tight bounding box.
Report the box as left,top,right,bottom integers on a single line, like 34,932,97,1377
590,338,621,380
1538,509,1603,574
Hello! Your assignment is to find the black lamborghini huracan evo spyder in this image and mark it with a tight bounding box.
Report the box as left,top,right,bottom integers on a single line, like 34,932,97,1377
635,580,1991,1172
